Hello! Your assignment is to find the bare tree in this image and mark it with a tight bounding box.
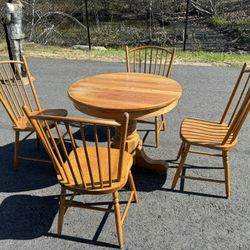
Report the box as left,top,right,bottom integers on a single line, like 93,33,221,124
190,0,224,15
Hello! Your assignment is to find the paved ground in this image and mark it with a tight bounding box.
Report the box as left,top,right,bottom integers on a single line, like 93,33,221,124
0,58,249,250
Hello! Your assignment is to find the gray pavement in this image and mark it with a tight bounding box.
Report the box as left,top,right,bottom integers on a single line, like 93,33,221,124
0,58,249,249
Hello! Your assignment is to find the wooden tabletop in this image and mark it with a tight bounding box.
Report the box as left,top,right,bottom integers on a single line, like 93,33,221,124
68,72,182,119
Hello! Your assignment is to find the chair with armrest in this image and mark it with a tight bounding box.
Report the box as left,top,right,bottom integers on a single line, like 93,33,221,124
125,45,176,147
172,63,250,198
0,56,67,169
23,106,138,249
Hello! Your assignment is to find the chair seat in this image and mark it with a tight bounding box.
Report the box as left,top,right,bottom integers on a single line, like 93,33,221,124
59,147,133,194
180,118,236,150
15,108,68,131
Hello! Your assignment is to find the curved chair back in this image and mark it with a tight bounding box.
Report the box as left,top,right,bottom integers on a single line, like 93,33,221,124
0,57,41,128
23,106,129,191
125,45,176,77
221,64,250,145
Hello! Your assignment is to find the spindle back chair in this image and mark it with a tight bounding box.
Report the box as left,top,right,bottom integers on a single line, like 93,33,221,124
23,106,138,248
125,45,176,147
172,63,250,198
0,57,67,169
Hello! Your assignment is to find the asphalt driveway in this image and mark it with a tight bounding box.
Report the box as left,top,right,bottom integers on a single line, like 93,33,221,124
0,58,249,249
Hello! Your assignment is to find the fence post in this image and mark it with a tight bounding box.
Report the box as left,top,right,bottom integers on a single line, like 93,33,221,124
183,0,190,51
85,0,91,50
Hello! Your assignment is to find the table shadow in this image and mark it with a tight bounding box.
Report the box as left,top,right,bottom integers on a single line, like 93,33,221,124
130,166,167,192
72,124,115,143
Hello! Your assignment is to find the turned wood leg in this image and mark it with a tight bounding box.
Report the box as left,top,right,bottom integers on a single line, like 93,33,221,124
58,186,66,236
155,116,159,148
175,142,185,162
128,171,138,202
14,131,20,170
113,191,124,249
223,151,231,199
171,143,190,189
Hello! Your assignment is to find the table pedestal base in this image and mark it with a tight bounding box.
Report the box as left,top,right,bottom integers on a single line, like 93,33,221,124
113,120,167,175
136,141,168,175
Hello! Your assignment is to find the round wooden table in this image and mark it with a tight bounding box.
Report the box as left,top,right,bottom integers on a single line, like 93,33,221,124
68,72,182,175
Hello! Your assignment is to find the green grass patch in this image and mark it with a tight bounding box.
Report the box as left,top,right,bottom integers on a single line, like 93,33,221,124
177,51,250,66
0,40,249,66
209,16,228,27
209,15,250,27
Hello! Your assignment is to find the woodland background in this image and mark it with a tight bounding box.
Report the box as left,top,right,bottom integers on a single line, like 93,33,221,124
0,0,249,52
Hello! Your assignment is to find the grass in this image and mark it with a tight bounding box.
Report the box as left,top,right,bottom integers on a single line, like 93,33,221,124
0,40,249,66
209,16,250,27
208,16,228,27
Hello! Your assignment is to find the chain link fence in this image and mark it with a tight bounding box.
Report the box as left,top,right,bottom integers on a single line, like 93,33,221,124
0,0,250,52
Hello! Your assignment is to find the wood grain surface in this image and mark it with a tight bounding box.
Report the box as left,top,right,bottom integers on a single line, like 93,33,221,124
68,72,182,116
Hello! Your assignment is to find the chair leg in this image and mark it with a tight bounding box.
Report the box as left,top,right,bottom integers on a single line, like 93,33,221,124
128,171,138,203
155,116,159,148
113,191,124,249
58,186,66,236
223,151,231,199
175,142,185,162
171,144,190,189
14,131,20,170
161,114,166,131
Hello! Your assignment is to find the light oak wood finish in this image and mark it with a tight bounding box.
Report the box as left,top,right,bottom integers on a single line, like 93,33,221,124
172,63,250,198
68,72,182,175
125,45,176,147
23,107,137,249
0,57,67,170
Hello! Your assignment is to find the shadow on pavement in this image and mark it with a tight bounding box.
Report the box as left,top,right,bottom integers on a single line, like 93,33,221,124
46,233,119,249
46,203,119,249
131,166,167,192
165,160,227,199
0,194,59,240
72,124,115,143
0,139,57,192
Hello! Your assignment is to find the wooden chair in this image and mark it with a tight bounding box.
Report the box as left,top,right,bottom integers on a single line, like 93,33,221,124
125,45,176,147
0,57,67,170
23,106,138,249
172,63,250,198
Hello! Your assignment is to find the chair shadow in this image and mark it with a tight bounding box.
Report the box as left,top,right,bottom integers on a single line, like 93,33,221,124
165,160,227,199
45,233,119,249
131,161,226,198
167,160,224,170
163,188,227,199
45,202,119,249
0,139,57,192
0,194,59,240
0,193,132,248
140,130,157,148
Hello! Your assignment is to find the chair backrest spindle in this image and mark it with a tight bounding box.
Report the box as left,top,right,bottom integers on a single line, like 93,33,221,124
0,57,41,129
126,45,176,78
23,106,129,191
221,64,250,145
